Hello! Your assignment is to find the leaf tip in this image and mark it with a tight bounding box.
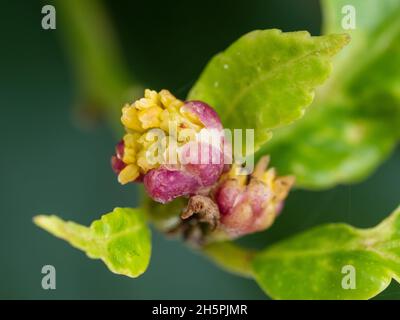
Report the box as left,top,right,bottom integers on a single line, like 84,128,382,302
33,214,67,239
330,33,351,53
33,214,52,230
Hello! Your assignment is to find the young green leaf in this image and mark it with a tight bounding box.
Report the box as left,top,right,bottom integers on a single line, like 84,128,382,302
34,207,151,278
252,205,400,300
188,29,349,150
259,100,398,188
322,0,400,102
257,0,400,189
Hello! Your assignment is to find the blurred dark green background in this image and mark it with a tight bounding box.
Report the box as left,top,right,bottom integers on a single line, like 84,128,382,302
0,0,399,299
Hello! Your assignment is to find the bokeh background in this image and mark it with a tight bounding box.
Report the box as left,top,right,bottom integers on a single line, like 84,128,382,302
0,0,399,299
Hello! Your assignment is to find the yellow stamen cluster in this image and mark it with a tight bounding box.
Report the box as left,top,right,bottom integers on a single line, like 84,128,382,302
117,89,204,185
220,157,295,202
251,157,295,202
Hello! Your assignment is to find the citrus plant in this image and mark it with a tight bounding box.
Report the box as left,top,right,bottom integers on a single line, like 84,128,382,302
35,0,400,299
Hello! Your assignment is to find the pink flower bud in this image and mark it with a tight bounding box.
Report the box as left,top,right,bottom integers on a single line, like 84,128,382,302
213,156,295,237
111,89,228,203
111,140,126,174
111,155,126,174
144,100,226,203
181,101,223,131
143,168,201,203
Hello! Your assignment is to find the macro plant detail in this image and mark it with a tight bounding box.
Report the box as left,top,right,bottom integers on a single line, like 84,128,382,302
33,0,400,300
111,89,227,204
212,157,295,238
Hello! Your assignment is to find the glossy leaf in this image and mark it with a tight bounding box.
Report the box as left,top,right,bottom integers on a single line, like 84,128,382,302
323,0,400,101
258,0,400,188
34,207,151,278
188,29,349,150
253,205,400,300
261,100,399,189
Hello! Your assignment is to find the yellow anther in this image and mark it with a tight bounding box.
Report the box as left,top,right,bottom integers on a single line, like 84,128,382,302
134,97,159,110
168,99,184,110
181,118,203,131
137,132,153,148
180,106,203,126
122,147,136,164
137,131,166,155
137,149,159,172
262,168,276,186
144,89,160,105
159,89,178,108
273,176,296,200
138,106,163,129
118,164,140,185
236,174,248,186
121,105,143,132
117,89,207,179
122,133,139,164
160,108,202,133
159,109,172,132
228,163,241,178
220,164,247,186
123,133,140,149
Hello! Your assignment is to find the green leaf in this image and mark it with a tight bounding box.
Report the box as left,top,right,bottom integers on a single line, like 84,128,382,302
260,99,398,189
188,29,349,150
257,0,400,188
323,0,400,101
34,207,151,278
253,205,400,300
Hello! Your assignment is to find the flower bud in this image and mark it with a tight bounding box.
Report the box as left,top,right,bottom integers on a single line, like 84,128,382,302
111,89,227,203
213,156,295,237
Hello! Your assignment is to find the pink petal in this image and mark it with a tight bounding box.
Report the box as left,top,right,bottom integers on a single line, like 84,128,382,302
182,101,223,130
144,167,201,203
179,142,224,187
